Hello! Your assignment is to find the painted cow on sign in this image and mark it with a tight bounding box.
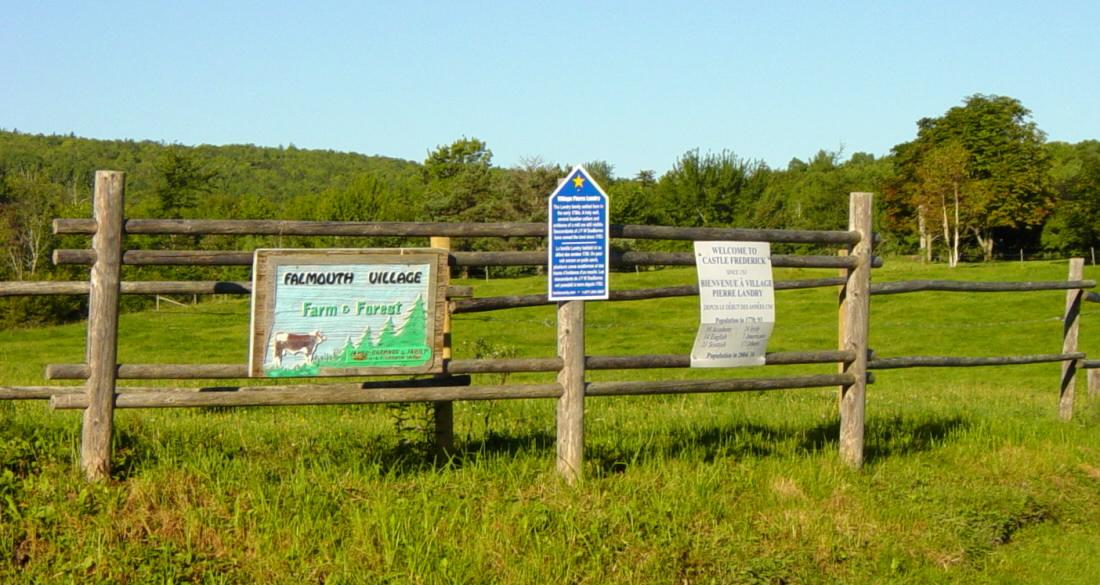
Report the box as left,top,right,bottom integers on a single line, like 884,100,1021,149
271,330,326,368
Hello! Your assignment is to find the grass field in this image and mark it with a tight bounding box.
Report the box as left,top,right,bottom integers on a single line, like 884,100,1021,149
3,258,1100,583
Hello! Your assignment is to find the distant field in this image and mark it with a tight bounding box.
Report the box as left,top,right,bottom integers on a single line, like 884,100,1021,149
3,258,1100,583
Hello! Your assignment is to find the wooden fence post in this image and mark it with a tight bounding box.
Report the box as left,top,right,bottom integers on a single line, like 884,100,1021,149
82,171,125,481
557,300,585,483
430,236,454,457
837,249,848,405
839,192,872,468
1060,257,1084,420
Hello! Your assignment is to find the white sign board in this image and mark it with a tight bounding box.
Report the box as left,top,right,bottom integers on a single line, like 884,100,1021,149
690,241,775,367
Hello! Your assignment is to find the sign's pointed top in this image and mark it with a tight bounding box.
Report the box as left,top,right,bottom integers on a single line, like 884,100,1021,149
552,164,609,199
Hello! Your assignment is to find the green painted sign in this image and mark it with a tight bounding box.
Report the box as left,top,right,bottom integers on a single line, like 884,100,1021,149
249,249,448,378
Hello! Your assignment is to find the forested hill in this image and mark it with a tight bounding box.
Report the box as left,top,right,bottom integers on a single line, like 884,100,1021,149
0,130,423,210
2,93,1100,326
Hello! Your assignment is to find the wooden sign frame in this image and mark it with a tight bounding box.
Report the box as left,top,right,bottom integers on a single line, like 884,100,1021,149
249,248,448,378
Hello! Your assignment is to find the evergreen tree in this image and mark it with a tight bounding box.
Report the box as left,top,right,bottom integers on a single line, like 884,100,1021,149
355,326,374,352
341,337,356,361
395,295,428,346
376,317,397,348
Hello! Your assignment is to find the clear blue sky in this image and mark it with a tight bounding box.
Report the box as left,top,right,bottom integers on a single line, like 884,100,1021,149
4,1,1097,177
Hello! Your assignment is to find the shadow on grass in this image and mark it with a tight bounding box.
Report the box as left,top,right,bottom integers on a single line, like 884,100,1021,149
453,423,795,476
800,415,970,463
111,426,159,481
585,423,786,476
461,429,556,456
105,413,972,481
582,414,972,475
418,430,557,474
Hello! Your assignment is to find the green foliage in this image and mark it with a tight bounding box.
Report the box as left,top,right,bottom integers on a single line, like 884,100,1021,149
1041,140,1100,254
914,141,969,265
504,157,561,224
0,167,64,279
580,159,615,189
0,92,1097,326
747,151,893,254
0,129,424,214
423,137,496,223
385,401,437,456
312,174,411,223
655,149,760,227
890,94,1053,260
423,139,550,270
151,148,217,219
607,178,667,246
423,137,492,181
461,338,520,441
0,130,429,323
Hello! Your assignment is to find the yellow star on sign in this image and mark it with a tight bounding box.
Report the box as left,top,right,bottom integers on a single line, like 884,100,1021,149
572,174,586,190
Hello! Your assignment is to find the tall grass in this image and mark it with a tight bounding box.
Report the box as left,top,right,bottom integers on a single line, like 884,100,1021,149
2,258,1100,583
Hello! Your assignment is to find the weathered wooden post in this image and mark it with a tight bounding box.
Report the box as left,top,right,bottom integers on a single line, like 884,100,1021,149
839,192,872,468
837,248,848,405
1060,257,1084,420
82,171,125,481
430,236,455,457
556,300,585,483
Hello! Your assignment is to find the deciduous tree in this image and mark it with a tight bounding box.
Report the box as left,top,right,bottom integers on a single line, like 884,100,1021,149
891,94,1051,261
915,141,969,267
0,167,63,279
655,149,759,227
1041,140,1100,254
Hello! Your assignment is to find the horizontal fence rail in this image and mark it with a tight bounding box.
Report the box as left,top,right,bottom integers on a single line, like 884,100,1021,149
868,353,1084,370
44,351,857,382
872,279,1097,295
54,218,864,244
45,374,858,410
7,278,1092,301
3,374,474,400
50,383,565,410
0,386,81,400
450,275,1098,314
52,249,881,269
453,279,850,313
0,280,474,298
585,373,856,397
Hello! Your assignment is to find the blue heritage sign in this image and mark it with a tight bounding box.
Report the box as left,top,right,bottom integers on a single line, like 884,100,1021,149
548,165,610,300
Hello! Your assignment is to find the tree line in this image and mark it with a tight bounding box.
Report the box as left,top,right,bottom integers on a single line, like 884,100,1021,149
2,93,1099,325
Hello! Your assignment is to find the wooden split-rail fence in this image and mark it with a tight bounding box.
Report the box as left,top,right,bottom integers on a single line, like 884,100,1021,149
1080,278,1100,398
0,170,1094,482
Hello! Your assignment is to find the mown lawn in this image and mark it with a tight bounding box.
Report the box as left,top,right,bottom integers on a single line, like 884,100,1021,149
3,257,1100,583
